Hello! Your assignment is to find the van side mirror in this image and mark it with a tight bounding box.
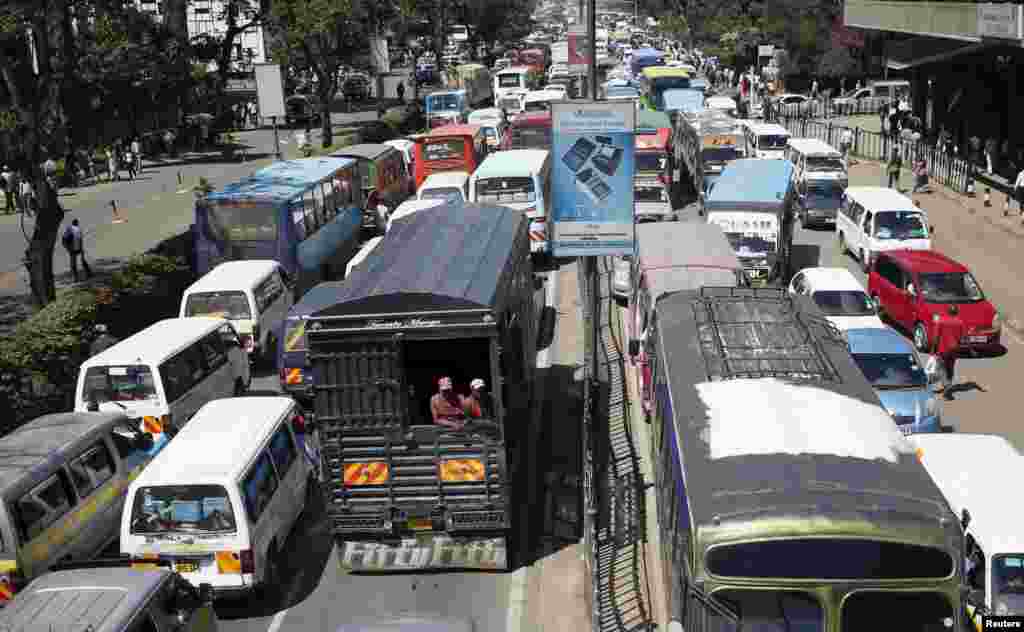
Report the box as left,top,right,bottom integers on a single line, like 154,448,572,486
628,339,640,357
961,508,971,530
86,395,100,412
966,588,985,609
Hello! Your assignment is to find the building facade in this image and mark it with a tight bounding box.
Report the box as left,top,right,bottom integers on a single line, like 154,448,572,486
136,0,267,72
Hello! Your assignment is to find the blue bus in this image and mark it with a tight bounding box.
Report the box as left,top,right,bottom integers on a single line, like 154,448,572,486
629,48,665,77
194,157,364,296
703,158,796,284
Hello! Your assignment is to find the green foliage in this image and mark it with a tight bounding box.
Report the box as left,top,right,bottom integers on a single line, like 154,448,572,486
0,289,99,373
110,254,189,295
657,15,690,40
817,46,858,78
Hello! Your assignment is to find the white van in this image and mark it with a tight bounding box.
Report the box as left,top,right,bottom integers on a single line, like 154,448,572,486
386,198,446,233
469,149,552,257
785,137,846,183
417,171,470,203
75,318,251,433
346,236,383,277
837,187,933,272
744,122,790,160
911,434,1024,621
705,96,738,117
180,260,293,365
120,397,312,598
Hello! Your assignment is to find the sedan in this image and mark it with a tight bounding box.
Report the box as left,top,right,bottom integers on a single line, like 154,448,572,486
772,93,823,117
789,266,886,331
543,84,569,100
612,255,632,301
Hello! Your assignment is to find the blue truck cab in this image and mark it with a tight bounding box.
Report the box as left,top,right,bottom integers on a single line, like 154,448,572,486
703,158,796,284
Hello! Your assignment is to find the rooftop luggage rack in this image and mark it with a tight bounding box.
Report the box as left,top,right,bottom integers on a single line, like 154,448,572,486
693,286,844,382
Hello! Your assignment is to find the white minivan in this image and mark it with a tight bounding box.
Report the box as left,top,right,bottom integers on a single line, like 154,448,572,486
837,187,933,272
75,318,251,433
417,171,470,203
180,260,294,365
121,397,313,598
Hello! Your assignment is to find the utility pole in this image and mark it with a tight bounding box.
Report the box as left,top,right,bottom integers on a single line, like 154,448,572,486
588,0,596,100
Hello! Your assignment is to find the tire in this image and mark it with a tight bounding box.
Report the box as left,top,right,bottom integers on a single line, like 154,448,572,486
913,322,930,353
871,294,885,320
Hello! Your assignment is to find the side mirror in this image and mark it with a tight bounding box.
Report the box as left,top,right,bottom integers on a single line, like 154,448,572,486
628,339,640,357
907,284,916,297
962,508,972,530
86,395,100,412
966,588,986,609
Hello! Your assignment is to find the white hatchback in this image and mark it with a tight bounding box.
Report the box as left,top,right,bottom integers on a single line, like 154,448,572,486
788,266,886,331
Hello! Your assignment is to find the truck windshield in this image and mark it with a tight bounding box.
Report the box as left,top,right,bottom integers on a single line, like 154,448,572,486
842,592,953,632
476,177,536,203
852,353,927,389
714,590,823,632
806,155,845,171
427,94,461,111
130,485,237,534
498,74,522,88
636,153,666,173
994,555,1024,615
82,365,158,404
185,291,252,319
421,187,463,202
206,202,278,241
758,135,789,149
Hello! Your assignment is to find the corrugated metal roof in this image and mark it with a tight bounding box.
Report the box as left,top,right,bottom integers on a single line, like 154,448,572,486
205,157,355,206
637,223,741,299
306,202,525,318
330,144,396,161
705,159,794,210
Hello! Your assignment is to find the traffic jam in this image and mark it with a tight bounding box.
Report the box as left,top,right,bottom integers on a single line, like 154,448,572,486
0,7,1017,632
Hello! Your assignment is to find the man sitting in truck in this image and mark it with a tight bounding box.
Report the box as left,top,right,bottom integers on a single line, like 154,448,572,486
431,377,467,429
464,378,493,418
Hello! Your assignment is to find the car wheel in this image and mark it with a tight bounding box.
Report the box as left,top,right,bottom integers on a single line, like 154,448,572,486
913,322,930,353
871,293,885,320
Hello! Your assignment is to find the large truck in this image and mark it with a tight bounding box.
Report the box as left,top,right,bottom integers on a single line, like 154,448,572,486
674,109,743,198
703,158,796,285
451,63,493,107
306,202,538,571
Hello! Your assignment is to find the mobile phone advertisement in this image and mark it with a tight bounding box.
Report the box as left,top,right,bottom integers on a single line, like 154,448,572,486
551,101,635,257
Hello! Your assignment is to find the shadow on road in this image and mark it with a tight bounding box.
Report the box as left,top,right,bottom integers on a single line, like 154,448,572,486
537,306,557,351
790,242,822,273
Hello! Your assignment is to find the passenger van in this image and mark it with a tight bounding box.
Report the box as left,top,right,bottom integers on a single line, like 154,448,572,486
912,433,1024,622
121,397,313,598
469,149,551,257
180,260,294,365
417,171,470,203
75,318,251,433
784,137,847,184
0,411,159,605
837,186,933,272
743,122,790,160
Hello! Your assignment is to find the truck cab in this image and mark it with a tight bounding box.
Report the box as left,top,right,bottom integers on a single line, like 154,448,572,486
425,90,468,129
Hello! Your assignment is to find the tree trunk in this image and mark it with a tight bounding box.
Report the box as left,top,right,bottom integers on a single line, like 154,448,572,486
320,83,334,148
26,180,63,306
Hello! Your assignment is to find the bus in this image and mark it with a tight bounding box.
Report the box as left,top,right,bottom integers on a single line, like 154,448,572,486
645,286,963,631
638,66,691,111
195,157,363,297
412,124,489,189
502,111,552,150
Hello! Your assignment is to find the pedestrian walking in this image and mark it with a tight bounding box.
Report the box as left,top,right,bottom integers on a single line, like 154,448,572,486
89,324,120,357
855,79,862,92
840,127,854,166
130,137,142,175
106,147,119,181
810,79,819,99
163,129,174,156
887,148,903,190
42,155,57,191
19,175,34,214
911,157,929,193
985,136,997,175
930,312,964,400
124,148,136,180
396,80,405,104
62,218,92,282
1,165,13,214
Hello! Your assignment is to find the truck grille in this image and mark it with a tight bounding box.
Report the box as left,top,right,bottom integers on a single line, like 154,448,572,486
451,510,508,530
333,515,390,533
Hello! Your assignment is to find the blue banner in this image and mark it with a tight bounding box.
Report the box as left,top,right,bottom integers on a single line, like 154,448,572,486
551,101,636,257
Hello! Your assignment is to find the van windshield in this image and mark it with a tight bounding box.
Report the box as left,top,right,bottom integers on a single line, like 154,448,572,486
130,485,237,535
185,291,252,319
476,177,536,203
874,212,928,240
83,365,158,404
806,156,845,172
994,555,1024,615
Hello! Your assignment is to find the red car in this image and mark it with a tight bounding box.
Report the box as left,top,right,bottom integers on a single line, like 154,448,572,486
868,249,1001,352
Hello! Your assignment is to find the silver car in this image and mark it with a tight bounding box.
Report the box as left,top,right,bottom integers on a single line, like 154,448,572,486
612,254,632,300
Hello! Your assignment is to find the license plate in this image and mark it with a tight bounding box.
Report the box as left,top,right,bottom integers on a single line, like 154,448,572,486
408,518,433,531
969,335,987,343
175,560,199,573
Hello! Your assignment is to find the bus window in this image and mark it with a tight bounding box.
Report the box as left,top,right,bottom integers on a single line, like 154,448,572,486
207,202,278,241
313,182,326,225
290,200,307,241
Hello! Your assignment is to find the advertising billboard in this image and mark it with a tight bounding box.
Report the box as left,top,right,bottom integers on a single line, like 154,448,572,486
551,101,635,257
254,63,286,118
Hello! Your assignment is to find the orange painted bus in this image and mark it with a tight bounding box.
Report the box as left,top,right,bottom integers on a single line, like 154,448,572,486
412,124,490,190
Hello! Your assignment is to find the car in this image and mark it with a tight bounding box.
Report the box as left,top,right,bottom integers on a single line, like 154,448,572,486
612,254,632,301
868,249,1001,353
543,84,569,99
788,266,886,331
772,93,821,116
846,326,942,435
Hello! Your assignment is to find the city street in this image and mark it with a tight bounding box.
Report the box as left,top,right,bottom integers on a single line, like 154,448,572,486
218,262,589,632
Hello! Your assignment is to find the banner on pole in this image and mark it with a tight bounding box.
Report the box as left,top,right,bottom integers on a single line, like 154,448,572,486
254,64,286,118
551,101,635,257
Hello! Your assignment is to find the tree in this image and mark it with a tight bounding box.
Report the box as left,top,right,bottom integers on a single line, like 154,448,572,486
190,0,266,114
270,0,369,148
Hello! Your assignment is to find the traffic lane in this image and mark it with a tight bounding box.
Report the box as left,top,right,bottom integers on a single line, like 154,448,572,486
792,220,1024,449
227,268,559,632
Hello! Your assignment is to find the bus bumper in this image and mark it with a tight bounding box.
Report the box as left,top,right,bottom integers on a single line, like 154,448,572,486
339,535,508,571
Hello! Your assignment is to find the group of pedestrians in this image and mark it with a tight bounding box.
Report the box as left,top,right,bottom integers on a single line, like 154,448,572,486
1,165,38,215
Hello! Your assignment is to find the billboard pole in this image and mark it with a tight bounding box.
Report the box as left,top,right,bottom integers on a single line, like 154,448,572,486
588,0,597,100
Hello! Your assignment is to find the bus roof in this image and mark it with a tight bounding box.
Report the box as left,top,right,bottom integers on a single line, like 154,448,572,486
80,318,229,369
331,143,397,161
636,223,740,298
303,202,527,318
653,287,952,532
748,122,790,136
705,159,794,211
473,149,549,177
641,66,691,79
663,89,704,112
912,433,1024,556
427,124,483,138
206,156,356,205
131,397,294,485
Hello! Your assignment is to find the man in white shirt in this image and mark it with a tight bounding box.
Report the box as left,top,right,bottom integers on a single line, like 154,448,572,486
1,166,13,214
130,138,142,174
840,128,854,166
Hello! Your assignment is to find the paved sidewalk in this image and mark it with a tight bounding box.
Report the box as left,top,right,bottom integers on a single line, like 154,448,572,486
849,160,1024,334
527,543,592,632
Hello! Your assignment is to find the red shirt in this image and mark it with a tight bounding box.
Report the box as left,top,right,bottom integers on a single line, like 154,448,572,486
935,317,965,356
430,393,465,423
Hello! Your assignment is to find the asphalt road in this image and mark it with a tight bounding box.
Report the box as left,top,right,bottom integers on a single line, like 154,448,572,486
220,263,586,632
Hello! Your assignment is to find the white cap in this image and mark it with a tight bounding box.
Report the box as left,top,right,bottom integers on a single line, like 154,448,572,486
470,378,485,390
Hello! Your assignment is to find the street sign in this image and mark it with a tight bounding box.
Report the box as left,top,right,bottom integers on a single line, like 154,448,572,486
254,63,286,118
551,101,635,257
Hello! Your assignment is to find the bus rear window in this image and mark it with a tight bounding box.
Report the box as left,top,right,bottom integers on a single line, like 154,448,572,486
206,202,278,241
185,291,252,319
83,365,158,404
476,177,536,203
423,139,465,162
130,485,237,535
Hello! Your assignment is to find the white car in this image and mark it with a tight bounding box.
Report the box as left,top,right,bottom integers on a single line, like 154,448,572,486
773,93,822,116
417,171,470,203
788,266,886,332
543,84,569,99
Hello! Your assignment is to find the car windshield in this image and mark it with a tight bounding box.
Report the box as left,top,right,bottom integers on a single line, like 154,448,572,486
758,135,789,149
130,485,237,534
524,100,550,112
994,555,1024,615
476,177,536,203
812,290,876,316
852,352,927,389
636,153,666,173
427,94,461,110
874,211,928,240
421,187,463,202
498,74,522,88
806,156,845,172
918,271,985,303
185,291,252,319
205,202,278,242
82,365,159,404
